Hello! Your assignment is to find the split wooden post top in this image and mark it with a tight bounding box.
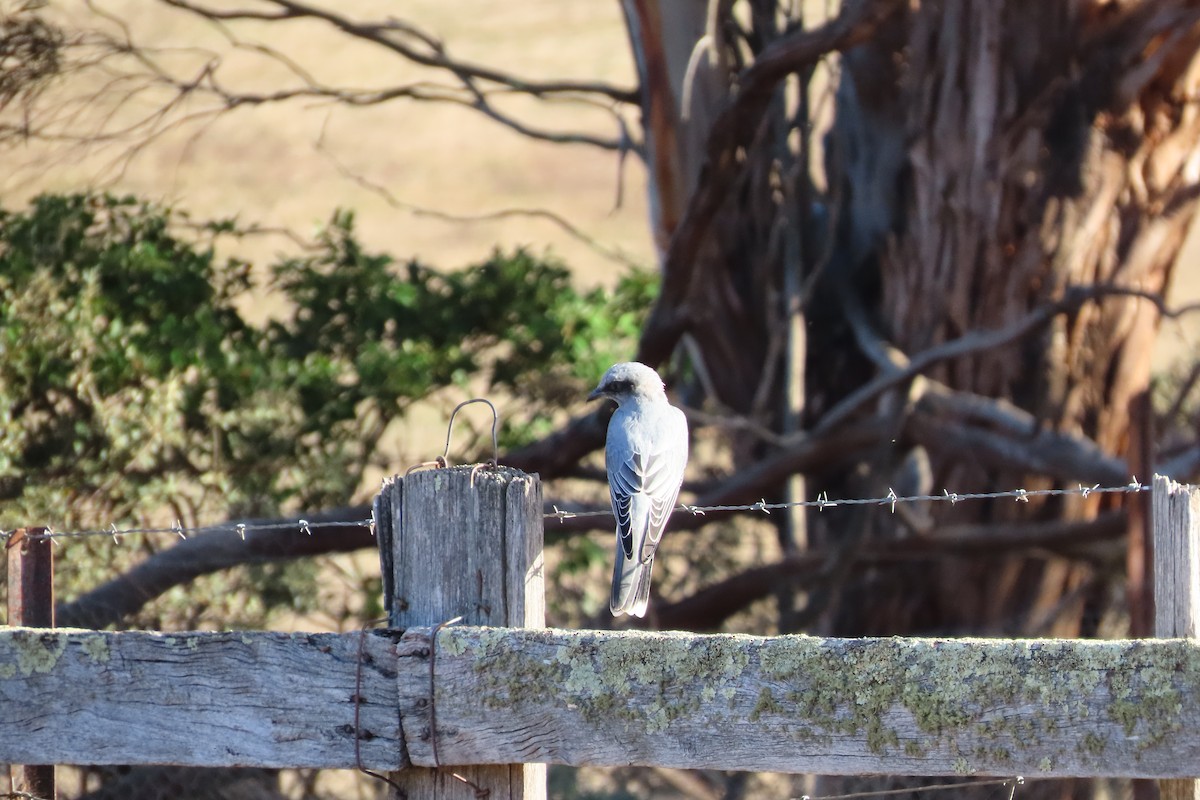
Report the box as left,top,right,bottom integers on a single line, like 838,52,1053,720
1153,476,1200,800
373,465,546,800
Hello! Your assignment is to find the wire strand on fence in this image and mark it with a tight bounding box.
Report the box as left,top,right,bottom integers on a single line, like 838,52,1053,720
0,518,374,544
0,479,1150,542
798,776,1026,800
547,479,1150,522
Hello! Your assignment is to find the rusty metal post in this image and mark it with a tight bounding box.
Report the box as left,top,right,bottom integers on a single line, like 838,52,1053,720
6,526,56,799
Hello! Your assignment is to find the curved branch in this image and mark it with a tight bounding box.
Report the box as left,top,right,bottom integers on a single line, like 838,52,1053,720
656,511,1128,631
907,399,1128,488
162,0,639,105
56,507,374,629
19,1,635,176
811,284,1161,436
503,406,612,477
120,38,629,151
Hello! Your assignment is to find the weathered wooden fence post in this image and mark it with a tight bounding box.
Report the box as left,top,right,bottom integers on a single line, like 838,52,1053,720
5,527,56,800
374,465,545,800
1152,475,1200,800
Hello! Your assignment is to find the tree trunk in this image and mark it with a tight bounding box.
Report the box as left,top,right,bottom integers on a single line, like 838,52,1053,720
623,0,818,416
627,0,1200,639
825,0,1200,640
600,37,1200,788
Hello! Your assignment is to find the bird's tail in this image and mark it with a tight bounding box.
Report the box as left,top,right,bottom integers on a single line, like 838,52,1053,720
610,552,655,618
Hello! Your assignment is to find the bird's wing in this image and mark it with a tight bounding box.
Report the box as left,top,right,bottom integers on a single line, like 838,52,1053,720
608,409,688,563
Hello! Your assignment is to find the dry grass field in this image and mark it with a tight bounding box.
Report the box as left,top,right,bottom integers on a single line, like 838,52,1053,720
4,0,653,289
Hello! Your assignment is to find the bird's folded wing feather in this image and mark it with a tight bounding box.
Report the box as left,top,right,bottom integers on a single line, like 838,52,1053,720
609,444,686,563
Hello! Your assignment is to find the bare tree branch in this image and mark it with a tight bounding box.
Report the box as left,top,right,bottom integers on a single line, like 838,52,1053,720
811,283,1191,437
504,407,611,477
162,0,639,104
56,507,375,629
151,0,638,153
636,0,904,366
906,405,1127,488
1066,283,1200,320
7,0,638,188
656,511,1128,631
1156,443,1200,482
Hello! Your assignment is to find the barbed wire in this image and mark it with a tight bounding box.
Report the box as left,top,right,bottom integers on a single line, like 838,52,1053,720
798,776,1026,800
547,479,1150,521
0,518,374,545
0,478,1150,543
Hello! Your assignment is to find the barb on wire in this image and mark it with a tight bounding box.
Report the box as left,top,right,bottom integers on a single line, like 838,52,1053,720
544,481,1150,522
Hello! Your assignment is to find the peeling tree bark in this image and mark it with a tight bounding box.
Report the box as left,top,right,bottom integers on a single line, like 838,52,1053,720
826,0,1200,639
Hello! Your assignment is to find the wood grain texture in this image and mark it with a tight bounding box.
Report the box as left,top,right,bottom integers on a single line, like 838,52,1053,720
0,627,402,769
388,467,539,630
1154,475,1200,640
380,466,545,800
1153,476,1200,800
6,625,1200,777
403,625,1200,779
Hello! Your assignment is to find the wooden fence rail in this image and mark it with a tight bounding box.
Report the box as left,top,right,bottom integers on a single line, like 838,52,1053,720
2,471,1199,799
3,625,1200,779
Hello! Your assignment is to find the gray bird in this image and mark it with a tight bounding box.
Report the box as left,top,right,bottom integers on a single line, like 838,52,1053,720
588,362,689,617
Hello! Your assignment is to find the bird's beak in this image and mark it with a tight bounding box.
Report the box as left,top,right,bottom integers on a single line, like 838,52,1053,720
587,386,604,402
